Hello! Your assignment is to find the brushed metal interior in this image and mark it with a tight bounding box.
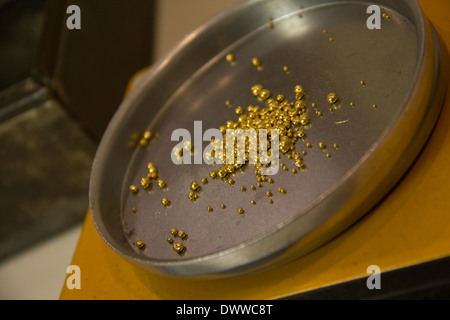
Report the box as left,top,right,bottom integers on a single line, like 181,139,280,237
90,0,448,277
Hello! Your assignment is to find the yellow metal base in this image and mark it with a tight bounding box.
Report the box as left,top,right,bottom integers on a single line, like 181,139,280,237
60,0,450,300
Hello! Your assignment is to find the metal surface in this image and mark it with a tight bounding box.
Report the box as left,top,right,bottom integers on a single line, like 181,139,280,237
90,0,448,277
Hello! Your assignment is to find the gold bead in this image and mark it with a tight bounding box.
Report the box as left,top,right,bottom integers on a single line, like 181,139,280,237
140,177,151,189
251,84,263,96
235,106,244,115
326,153,332,158
299,114,309,126
251,200,256,205
190,181,199,192
294,85,304,94
266,190,272,197
131,207,137,213
143,130,152,140
241,186,247,192
252,57,261,67
177,230,187,240
201,177,208,184
188,192,198,202
135,240,145,250
139,138,149,147
209,170,217,179
220,203,226,209
278,187,286,194
129,185,138,194
226,53,235,64
173,242,185,254
250,185,256,190
329,37,334,42
207,206,213,212
333,143,339,149
227,178,235,186
327,93,338,104
157,179,166,189
167,237,174,244
283,65,290,73
360,80,366,87
237,208,245,214
259,89,271,100
161,197,170,207
170,228,178,236
319,142,326,150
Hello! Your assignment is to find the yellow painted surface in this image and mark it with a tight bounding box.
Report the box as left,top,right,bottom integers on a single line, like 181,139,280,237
60,0,450,300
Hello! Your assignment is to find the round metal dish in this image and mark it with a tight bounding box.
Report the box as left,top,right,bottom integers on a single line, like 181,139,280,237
90,0,448,277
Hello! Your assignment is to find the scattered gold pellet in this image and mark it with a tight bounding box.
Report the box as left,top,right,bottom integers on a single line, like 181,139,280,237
190,181,199,191
139,138,149,147
201,177,208,184
226,53,235,64
135,240,146,250
188,192,198,202
157,179,167,189
360,80,366,87
173,242,185,254
372,104,378,109
170,228,178,236
333,143,339,149
237,208,245,214
283,65,290,73
209,170,217,179
207,206,213,212
326,153,332,158
235,106,244,115
292,168,298,174
251,200,256,205
267,178,274,184
350,102,355,107
177,230,187,240
220,203,226,209
252,57,262,67
257,182,263,188
241,186,247,192
266,190,273,197
143,131,152,140
250,185,256,190
167,237,174,244
319,142,326,150
129,185,138,194
323,29,327,34
382,13,390,20
278,188,287,194
140,177,151,190
329,37,334,42
327,92,338,104
299,114,309,126
227,178,235,186
306,142,312,148
259,89,271,100
225,100,232,106
131,207,137,213
161,197,170,207
269,199,274,204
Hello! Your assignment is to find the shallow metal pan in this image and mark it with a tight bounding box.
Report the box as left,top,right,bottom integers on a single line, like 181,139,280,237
90,0,448,277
